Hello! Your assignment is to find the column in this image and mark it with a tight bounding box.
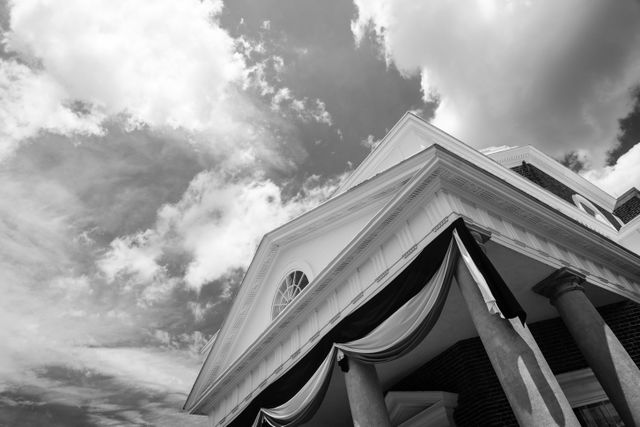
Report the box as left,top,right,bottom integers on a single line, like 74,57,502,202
455,256,579,427
340,355,392,427
533,268,640,426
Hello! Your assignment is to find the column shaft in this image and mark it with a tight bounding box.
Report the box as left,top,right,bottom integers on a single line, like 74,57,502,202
342,357,391,427
456,258,579,427
546,279,640,426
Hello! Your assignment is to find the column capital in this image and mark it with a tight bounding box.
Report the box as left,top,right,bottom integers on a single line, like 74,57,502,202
466,222,491,245
532,267,586,303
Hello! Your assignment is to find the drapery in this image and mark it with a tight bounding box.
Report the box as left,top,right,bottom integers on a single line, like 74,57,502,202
253,241,457,427
228,218,525,427
453,229,502,317
252,348,338,427
335,239,457,362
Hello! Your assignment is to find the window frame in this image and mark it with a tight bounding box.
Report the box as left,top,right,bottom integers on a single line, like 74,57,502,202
271,270,310,319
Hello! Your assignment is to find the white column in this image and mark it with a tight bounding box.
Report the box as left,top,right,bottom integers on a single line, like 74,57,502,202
342,355,392,427
534,268,640,426
456,254,579,427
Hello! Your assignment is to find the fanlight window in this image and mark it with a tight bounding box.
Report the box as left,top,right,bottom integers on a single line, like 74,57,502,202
272,270,309,319
571,194,614,228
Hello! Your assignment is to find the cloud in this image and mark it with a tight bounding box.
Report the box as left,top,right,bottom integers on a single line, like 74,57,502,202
99,171,341,291
351,0,640,165
0,348,209,426
0,60,105,158
238,36,333,126
1,0,245,158
583,142,640,196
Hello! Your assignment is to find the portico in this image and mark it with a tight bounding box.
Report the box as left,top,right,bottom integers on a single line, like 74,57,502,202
185,113,640,426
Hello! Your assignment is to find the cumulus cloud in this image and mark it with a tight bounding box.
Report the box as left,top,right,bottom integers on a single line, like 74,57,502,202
236,31,333,126
0,60,105,158
0,0,245,158
99,171,341,291
270,87,333,125
583,142,640,196
351,0,640,165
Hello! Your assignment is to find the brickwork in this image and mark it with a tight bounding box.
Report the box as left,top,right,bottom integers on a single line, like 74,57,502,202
614,195,640,224
511,162,620,230
389,300,640,426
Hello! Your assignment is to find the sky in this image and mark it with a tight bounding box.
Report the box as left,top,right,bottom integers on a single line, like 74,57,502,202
1,0,640,425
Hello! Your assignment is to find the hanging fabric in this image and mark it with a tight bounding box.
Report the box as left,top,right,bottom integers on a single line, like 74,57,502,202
453,229,502,316
336,239,457,362
228,218,525,427
252,348,337,427
252,241,457,426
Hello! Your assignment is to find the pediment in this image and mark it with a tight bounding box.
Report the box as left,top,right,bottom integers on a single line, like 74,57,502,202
337,112,474,194
185,153,428,408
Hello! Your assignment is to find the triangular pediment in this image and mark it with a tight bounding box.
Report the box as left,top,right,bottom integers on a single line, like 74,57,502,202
336,112,475,194
185,151,428,409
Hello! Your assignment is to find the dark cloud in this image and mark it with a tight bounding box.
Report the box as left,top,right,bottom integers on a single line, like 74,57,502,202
220,0,436,180
560,151,587,173
0,363,207,427
6,127,206,244
0,392,98,427
608,88,640,165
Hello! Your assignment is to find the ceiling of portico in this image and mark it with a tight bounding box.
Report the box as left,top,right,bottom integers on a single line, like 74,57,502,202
301,238,627,425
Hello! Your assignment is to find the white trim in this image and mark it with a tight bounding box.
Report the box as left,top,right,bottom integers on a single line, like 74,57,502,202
572,194,615,229
271,269,310,320
619,213,640,239
385,391,457,427
556,368,608,408
487,145,617,210
201,330,219,355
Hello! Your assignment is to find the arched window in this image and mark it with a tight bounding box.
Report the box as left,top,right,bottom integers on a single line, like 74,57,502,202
571,194,613,228
272,270,310,319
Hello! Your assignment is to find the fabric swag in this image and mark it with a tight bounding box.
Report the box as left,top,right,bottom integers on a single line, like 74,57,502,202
227,218,525,427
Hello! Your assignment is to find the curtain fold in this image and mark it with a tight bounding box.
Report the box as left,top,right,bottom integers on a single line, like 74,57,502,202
228,218,525,427
252,240,457,426
336,239,456,362
453,229,502,316
253,348,337,427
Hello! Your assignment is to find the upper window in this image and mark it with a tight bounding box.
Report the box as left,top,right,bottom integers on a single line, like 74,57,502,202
272,270,309,319
572,194,613,228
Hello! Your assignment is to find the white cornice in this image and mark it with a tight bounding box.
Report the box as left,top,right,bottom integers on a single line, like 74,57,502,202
619,214,640,240
615,187,640,208
487,145,617,210
335,111,418,193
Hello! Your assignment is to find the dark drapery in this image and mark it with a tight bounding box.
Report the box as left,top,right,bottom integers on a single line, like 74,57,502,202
226,218,525,427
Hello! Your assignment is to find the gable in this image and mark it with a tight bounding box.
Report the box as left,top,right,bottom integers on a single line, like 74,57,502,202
185,154,427,408
221,196,389,368
337,113,442,193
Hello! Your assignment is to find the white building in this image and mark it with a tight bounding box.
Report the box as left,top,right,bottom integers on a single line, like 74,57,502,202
185,113,640,426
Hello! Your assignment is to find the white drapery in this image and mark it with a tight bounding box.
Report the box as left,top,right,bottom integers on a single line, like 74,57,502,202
252,348,338,427
252,230,504,427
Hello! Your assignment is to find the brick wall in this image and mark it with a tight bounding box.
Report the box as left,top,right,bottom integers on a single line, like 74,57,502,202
614,196,640,224
389,300,640,426
511,162,621,230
